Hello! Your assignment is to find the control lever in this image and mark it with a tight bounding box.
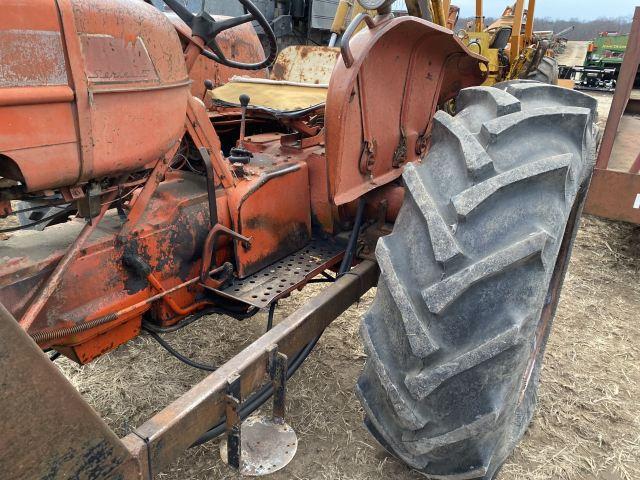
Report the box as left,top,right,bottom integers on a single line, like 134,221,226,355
229,94,253,165
238,94,250,147
202,79,214,100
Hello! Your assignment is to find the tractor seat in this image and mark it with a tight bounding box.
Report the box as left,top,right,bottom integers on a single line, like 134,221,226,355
211,77,329,117
210,45,339,118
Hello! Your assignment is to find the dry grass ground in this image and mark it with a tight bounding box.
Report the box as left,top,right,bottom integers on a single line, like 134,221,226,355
47,215,639,480
2,89,638,479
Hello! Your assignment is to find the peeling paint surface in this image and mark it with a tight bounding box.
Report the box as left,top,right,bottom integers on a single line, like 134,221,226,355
0,30,68,87
271,45,340,85
80,34,159,83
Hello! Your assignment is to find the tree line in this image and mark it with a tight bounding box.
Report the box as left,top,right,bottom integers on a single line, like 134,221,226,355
457,16,633,41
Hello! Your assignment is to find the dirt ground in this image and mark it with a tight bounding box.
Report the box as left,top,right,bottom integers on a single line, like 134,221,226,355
556,41,590,68
49,215,640,480
2,89,639,479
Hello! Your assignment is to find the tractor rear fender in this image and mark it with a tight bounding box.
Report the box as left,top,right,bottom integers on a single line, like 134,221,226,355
325,15,487,206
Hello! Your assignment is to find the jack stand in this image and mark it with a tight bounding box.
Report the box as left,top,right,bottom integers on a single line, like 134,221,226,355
220,347,298,476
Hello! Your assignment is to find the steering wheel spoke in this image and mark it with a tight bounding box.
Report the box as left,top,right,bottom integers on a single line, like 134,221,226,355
212,14,255,34
204,38,225,63
162,0,195,27
163,0,277,71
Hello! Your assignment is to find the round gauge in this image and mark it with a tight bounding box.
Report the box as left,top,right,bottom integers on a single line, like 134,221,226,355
357,0,394,10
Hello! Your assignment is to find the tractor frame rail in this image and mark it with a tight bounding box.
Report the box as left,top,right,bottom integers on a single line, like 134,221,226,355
0,260,379,479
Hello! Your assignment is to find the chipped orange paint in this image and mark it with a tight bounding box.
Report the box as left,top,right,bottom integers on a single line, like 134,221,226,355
0,0,190,192
227,161,312,278
325,15,487,205
0,2,486,364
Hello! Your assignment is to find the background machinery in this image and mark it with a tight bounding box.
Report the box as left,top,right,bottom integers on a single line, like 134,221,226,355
0,0,597,478
148,0,561,86
457,1,560,85
150,0,376,47
571,32,640,92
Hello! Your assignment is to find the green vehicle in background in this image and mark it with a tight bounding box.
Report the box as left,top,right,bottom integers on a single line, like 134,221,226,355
573,32,639,91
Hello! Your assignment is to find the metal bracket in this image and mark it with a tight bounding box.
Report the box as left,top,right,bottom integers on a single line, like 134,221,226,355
225,374,242,470
269,348,288,424
391,130,407,168
220,348,298,476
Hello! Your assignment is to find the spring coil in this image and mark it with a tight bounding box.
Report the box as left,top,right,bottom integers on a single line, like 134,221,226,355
30,312,118,344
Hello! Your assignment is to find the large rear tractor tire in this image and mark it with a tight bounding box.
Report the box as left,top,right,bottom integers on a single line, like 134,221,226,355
527,56,559,85
357,82,598,479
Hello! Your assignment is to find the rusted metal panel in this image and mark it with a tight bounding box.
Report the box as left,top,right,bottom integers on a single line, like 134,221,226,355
0,103,78,157
325,15,486,205
0,174,231,361
584,169,640,224
605,114,640,172
122,260,379,476
271,46,340,85
80,34,159,83
72,0,190,185
228,161,312,278
0,302,141,479
594,7,640,171
72,0,188,85
0,85,74,107
242,134,335,233
0,29,68,87
0,0,80,190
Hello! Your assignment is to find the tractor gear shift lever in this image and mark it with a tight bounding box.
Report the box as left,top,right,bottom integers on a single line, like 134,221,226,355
238,94,250,147
229,94,253,165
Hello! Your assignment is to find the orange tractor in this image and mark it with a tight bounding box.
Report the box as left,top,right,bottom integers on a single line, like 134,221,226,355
0,0,598,478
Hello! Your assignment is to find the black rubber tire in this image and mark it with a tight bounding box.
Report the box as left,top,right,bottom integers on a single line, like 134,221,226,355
527,56,559,85
357,82,598,479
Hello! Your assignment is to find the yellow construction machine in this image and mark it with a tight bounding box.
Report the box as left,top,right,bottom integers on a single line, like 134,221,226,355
329,0,558,85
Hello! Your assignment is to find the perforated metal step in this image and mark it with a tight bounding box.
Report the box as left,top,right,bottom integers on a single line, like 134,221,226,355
214,239,344,308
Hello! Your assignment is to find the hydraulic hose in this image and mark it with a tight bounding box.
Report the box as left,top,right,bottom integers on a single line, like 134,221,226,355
0,206,74,233
143,326,218,372
141,306,259,334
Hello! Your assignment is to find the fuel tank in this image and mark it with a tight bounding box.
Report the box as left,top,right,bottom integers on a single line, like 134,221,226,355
0,0,191,193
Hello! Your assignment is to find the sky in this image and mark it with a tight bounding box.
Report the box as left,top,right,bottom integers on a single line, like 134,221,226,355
393,1,636,20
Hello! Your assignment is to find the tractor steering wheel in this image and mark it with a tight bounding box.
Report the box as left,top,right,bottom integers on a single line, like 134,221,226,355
163,0,277,70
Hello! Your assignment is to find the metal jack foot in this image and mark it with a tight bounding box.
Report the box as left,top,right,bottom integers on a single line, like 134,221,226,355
220,348,298,476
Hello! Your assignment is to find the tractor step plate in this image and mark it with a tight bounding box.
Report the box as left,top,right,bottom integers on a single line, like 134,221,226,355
214,239,344,308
